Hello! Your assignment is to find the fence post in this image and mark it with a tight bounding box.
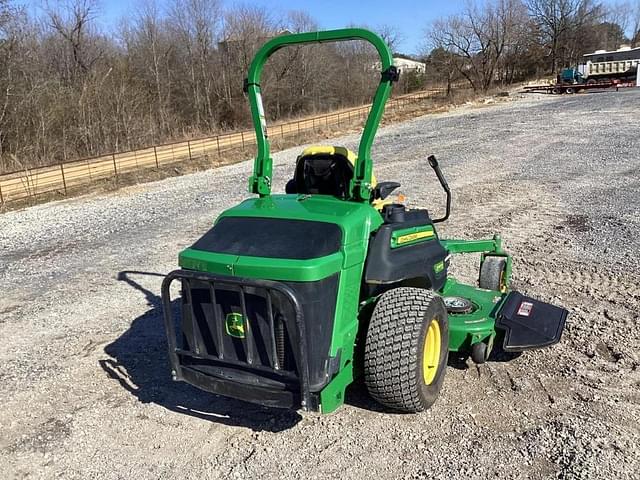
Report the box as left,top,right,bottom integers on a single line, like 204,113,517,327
60,163,67,195
280,124,284,138
297,121,301,135
112,154,118,175
241,131,245,150
187,140,193,161
153,146,159,168
0,181,4,204
216,136,221,156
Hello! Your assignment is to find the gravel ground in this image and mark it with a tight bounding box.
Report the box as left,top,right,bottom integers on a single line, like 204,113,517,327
1,89,639,480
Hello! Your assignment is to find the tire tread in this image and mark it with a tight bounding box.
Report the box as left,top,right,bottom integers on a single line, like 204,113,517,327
364,287,446,412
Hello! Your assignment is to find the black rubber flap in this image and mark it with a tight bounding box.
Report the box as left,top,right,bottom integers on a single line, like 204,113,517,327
496,291,568,352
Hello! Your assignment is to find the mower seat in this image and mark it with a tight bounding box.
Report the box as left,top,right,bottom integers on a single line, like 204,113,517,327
286,146,355,199
285,145,401,208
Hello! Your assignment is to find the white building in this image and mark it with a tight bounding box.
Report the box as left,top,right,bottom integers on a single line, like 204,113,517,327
393,57,426,73
373,57,426,74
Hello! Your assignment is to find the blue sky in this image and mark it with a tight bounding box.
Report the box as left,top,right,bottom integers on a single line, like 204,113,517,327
220,0,469,54
23,0,467,54
23,0,627,54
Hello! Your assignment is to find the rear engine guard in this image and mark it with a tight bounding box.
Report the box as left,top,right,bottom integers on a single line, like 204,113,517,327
161,269,314,411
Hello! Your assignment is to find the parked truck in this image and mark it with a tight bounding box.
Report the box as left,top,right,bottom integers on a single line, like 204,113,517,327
579,45,640,85
524,45,640,94
562,64,638,85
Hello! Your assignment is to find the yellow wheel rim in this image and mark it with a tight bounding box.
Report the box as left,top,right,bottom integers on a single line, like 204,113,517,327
422,319,441,385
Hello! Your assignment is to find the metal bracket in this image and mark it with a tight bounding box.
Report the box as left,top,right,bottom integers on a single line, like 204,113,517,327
243,78,260,93
381,66,400,82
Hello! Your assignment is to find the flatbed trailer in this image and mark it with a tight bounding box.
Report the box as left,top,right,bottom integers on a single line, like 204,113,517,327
523,82,614,94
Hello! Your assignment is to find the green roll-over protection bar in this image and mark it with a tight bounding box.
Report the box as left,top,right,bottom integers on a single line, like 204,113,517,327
244,28,398,202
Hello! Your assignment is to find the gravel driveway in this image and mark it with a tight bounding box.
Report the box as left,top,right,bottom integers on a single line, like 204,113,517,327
1,89,639,479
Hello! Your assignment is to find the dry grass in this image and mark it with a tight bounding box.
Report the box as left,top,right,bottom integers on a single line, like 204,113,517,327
1,89,494,212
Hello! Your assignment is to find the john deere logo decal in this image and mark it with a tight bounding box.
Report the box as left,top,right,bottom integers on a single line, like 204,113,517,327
225,312,246,338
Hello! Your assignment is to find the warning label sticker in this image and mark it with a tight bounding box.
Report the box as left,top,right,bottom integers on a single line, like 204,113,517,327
517,301,534,317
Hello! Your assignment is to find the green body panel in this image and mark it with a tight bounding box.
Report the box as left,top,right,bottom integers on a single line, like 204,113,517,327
180,195,383,281
319,263,363,414
218,195,383,247
244,28,394,201
180,194,384,412
441,235,503,254
320,361,354,414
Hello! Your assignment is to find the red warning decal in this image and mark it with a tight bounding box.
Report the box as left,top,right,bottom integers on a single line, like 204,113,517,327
517,301,534,317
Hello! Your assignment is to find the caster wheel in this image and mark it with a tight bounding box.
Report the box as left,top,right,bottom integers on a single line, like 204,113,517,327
479,256,507,292
471,341,490,364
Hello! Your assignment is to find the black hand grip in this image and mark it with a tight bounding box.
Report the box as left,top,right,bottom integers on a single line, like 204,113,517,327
427,155,451,223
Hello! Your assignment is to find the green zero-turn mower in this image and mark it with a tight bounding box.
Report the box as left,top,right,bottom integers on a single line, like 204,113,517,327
161,28,568,414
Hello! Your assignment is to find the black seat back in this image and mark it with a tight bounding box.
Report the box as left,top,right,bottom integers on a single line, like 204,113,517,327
293,153,354,199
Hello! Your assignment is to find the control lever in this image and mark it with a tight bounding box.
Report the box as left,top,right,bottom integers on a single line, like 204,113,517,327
428,155,451,223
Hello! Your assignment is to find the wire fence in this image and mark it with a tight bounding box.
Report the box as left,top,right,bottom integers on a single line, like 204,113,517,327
0,87,447,205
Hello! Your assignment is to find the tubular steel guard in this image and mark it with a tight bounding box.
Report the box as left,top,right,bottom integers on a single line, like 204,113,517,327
161,269,313,411
245,28,396,200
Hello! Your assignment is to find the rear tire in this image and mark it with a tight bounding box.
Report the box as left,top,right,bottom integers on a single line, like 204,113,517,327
364,287,449,413
479,256,507,292
565,87,576,94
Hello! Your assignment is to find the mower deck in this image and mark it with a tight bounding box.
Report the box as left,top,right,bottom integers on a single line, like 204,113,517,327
440,278,567,353
440,278,505,351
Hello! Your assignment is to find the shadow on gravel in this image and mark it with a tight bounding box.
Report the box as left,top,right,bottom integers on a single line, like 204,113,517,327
447,350,523,371
100,271,302,433
104,272,519,421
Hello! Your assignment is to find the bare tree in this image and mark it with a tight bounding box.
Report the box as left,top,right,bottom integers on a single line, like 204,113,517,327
168,0,222,131
607,1,632,34
46,0,102,80
632,0,640,45
0,0,17,164
423,47,460,96
122,0,174,137
376,24,404,53
526,0,603,72
428,0,530,91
